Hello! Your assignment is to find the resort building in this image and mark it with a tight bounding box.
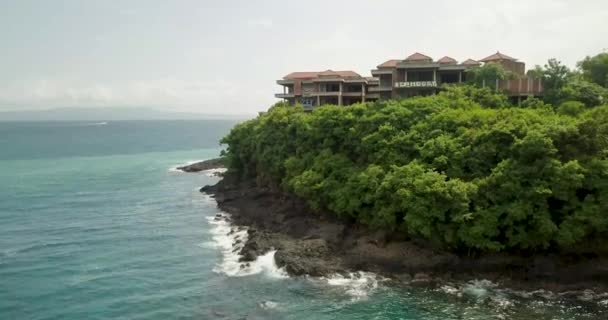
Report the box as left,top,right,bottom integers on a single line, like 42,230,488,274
275,70,379,108
276,51,543,106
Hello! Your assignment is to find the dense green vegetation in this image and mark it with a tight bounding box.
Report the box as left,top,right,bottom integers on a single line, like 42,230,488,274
221,53,608,254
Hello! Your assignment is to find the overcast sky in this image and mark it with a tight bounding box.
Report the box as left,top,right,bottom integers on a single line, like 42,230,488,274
1,0,607,115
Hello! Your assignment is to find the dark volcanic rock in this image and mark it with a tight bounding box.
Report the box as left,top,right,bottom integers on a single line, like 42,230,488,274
177,158,225,172
203,171,608,292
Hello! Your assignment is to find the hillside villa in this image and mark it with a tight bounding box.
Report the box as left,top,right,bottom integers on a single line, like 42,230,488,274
276,51,543,108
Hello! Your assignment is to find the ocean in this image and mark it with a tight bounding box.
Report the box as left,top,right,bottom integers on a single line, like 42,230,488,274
1,120,606,320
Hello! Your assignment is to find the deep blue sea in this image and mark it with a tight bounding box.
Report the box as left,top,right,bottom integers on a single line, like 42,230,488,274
1,120,607,320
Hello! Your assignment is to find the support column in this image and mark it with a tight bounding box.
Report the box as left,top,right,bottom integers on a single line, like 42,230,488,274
317,95,320,106
495,78,499,92
458,72,462,83
392,69,397,99
518,78,522,93
283,86,286,94
338,83,343,106
361,83,365,103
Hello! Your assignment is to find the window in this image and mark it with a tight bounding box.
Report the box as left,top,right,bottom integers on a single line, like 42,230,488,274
326,83,340,92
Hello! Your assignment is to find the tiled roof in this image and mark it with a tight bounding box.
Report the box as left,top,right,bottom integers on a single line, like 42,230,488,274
377,59,400,68
283,70,361,80
283,72,321,80
317,69,361,78
437,56,457,64
405,52,433,61
462,58,481,65
480,51,517,62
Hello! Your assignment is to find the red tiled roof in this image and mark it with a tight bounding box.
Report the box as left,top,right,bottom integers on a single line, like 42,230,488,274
283,70,361,80
437,56,457,64
283,72,320,80
317,69,361,78
405,52,433,61
377,59,400,68
480,51,517,62
462,58,481,65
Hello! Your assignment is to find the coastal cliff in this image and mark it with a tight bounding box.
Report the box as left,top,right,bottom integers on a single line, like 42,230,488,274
196,84,608,292
201,171,608,292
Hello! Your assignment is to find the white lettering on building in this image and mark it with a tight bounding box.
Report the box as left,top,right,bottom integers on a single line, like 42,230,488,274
394,81,437,88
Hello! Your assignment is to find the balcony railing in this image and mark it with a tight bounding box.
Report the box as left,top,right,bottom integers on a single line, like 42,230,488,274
368,86,392,92
275,93,295,98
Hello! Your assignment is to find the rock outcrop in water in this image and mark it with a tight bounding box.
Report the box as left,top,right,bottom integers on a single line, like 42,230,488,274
200,171,608,292
177,158,225,172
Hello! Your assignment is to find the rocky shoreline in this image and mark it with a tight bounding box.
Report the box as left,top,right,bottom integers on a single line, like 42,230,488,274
177,158,225,172
200,170,608,293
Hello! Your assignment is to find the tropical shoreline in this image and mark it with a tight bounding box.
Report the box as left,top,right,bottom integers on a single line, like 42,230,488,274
189,163,608,294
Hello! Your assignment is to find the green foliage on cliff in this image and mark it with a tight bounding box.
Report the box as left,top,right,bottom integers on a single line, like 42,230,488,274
221,86,608,254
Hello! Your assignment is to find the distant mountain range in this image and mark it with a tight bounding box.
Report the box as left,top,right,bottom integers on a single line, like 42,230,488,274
0,107,254,121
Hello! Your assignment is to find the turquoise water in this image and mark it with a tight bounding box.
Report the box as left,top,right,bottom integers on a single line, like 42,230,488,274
1,120,607,320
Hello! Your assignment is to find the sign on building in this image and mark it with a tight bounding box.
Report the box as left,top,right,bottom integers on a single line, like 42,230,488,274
394,81,437,88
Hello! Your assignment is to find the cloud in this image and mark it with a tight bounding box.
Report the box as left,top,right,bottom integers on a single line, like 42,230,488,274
0,77,260,114
246,18,273,28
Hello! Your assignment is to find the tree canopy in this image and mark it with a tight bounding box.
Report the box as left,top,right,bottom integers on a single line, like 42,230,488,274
578,52,608,88
221,84,608,254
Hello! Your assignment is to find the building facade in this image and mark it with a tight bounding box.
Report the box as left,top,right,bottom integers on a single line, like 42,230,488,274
276,51,543,106
275,70,380,109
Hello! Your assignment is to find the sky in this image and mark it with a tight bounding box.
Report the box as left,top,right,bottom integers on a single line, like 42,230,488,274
1,0,607,116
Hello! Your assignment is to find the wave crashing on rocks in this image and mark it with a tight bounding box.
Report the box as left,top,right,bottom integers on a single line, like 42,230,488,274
206,213,288,278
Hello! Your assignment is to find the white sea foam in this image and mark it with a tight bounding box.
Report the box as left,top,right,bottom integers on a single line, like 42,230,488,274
259,300,280,310
203,168,227,177
81,121,108,126
435,279,608,313
206,213,287,278
320,271,383,300
168,160,204,173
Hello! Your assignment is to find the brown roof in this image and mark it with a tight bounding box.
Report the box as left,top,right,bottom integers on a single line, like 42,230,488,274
462,58,481,65
480,51,517,62
283,70,361,80
377,59,400,68
317,69,361,78
437,56,457,64
405,52,433,61
283,72,321,80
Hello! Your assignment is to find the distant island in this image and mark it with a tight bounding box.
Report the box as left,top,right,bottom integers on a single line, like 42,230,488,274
0,107,253,121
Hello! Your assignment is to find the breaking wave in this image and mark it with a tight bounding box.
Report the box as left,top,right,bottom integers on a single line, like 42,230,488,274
315,271,385,300
203,168,227,177
436,279,608,316
205,213,287,279
168,160,204,173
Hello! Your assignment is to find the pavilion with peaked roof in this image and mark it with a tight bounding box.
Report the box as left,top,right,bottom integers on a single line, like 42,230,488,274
480,51,517,62
479,51,525,75
405,52,433,62
437,56,457,64
462,58,481,66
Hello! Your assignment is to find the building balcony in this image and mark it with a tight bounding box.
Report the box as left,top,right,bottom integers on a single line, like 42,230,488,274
368,86,392,92
342,92,364,97
275,93,295,98
315,91,341,96
276,79,295,85
371,69,393,76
